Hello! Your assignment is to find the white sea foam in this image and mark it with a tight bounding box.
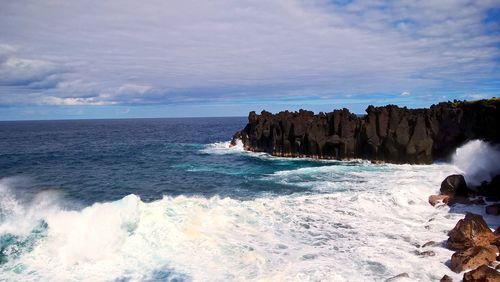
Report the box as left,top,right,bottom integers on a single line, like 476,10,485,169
451,140,500,186
200,139,369,164
200,140,247,155
1,140,498,281
0,163,482,281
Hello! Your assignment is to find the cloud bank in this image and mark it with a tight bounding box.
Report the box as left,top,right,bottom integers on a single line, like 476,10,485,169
0,0,499,110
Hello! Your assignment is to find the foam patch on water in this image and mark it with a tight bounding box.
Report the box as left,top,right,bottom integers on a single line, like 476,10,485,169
201,140,370,165
200,140,248,155
451,140,500,186
0,162,485,281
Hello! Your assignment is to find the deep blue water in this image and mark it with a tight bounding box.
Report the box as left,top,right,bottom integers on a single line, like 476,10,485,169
0,117,328,205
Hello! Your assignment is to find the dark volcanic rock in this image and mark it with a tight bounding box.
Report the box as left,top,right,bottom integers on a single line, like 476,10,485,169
440,175,470,196
447,213,496,251
463,264,500,282
231,99,500,164
478,175,500,201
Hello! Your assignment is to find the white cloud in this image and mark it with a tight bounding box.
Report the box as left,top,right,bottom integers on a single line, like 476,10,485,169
400,91,411,97
465,93,488,100
0,0,498,106
40,96,115,106
0,48,65,88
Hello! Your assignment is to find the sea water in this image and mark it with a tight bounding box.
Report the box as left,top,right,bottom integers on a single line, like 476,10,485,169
0,118,498,281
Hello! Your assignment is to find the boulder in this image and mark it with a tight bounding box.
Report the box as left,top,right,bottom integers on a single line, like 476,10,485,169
429,195,451,206
440,175,470,197
463,264,500,282
421,241,437,248
486,204,500,216
440,275,453,282
417,250,436,257
450,245,498,273
447,213,496,250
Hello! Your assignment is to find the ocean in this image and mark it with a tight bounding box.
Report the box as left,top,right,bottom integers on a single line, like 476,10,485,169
0,117,497,281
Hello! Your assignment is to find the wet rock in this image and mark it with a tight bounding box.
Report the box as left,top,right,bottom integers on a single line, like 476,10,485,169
463,264,500,282
385,272,409,281
447,213,496,251
421,241,437,248
446,196,486,206
440,275,453,282
471,197,486,205
478,175,500,200
416,250,436,257
429,195,451,206
440,175,469,197
491,237,500,249
450,245,498,273
486,204,500,216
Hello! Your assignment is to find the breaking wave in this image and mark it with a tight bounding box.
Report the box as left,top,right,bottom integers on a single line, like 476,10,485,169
1,166,472,281
1,140,498,281
451,140,500,186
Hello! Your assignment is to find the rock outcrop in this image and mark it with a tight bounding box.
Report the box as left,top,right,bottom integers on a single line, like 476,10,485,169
450,245,498,273
478,175,500,201
447,213,496,251
429,194,451,206
440,175,470,197
231,99,500,164
463,264,500,282
440,275,453,282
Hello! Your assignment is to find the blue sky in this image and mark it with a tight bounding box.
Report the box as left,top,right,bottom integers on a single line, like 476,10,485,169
0,0,499,120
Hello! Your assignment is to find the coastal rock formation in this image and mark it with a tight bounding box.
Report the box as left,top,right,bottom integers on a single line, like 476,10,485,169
440,175,470,196
478,175,500,201
231,99,500,164
462,265,500,282
450,245,498,273
440,275,453,282
429,194,451,206
447,213,496,251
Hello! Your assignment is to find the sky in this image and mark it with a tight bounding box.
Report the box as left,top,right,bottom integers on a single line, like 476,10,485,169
0,0,499,120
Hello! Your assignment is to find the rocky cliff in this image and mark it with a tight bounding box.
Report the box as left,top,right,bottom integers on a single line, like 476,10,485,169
231,98,500,164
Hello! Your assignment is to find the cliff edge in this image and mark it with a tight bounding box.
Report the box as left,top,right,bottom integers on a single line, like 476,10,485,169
231,98,500,164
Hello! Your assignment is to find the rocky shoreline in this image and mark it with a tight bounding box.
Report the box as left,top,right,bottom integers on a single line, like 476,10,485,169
232,98,500,281
428,174,500,281
231,99,500,164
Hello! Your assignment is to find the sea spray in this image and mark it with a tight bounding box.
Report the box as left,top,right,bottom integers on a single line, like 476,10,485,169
451,140,500,186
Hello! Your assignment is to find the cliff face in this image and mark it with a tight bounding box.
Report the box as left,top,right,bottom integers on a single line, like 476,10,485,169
231,99,500,164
